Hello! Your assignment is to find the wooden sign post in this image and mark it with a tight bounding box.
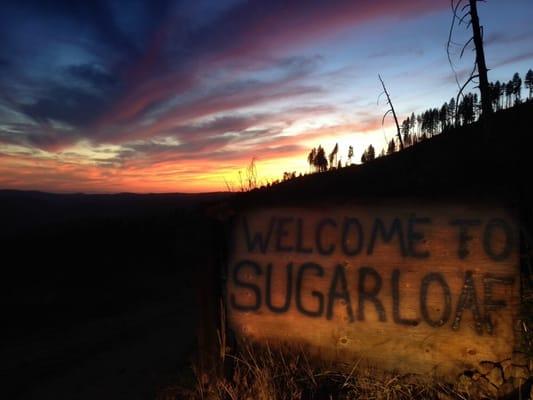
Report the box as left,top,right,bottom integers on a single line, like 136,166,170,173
225,202,520,378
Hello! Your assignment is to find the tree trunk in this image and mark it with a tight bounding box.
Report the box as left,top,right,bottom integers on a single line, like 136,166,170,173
379,74,404,150
469,0,492,117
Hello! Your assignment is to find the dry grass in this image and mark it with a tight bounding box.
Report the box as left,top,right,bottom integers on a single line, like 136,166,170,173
520,234,533,361
175,342,465,400
162,239,533,400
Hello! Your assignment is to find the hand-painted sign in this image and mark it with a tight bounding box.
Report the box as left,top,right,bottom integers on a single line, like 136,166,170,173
226,203,520,377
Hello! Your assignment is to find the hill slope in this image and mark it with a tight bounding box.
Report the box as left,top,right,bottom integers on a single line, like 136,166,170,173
235,101,531,208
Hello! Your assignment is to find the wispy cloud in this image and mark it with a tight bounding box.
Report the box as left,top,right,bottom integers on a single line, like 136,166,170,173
0,0,531,192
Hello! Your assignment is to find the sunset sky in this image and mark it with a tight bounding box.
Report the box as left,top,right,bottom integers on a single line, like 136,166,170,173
0,0,532,193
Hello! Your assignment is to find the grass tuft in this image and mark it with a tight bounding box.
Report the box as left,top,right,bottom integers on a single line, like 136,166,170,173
176,342,467,400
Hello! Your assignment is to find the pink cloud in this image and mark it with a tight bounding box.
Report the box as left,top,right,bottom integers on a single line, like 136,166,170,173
96,0,447,139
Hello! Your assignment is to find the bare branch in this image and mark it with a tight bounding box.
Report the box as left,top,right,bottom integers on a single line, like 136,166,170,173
468,0,492,116
454,73,479,125
459,62,478,101
381,109,392,126
452,0,465,17
378,74,403,150
447,0,492,118
460,37,474,58
377,91,385,105
447,0,466,92
458,11,471,25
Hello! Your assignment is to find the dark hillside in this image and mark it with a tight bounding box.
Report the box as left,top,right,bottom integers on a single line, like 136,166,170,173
0,192,230,399
233,101,531,211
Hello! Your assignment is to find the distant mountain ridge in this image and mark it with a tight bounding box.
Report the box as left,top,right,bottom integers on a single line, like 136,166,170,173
0,189,231,238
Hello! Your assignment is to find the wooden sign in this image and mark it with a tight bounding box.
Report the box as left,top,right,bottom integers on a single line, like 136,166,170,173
225,202,520,378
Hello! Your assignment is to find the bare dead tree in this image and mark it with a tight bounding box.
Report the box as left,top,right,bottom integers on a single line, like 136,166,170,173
378,74,403,150
447,0,492,123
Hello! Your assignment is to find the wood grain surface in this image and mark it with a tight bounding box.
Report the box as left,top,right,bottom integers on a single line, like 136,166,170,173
226,202,520,378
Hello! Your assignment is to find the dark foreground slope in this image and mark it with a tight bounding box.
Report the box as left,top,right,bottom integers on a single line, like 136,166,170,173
0,192,230,399
234,101,531,213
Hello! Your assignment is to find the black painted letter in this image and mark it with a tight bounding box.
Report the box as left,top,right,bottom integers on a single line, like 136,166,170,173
265,262,293,313
315,218,337,255
358,267,386,321
243,216,275,253
450,219,481,259
231,260,263,312
341,217,364,256
275,217,294,252
296,262,325,317
392,269,420,326
327,265,354,322
420,272,451,327
483,274,514,334
483,218,513,261
407,216,431,258
367,218,406,256
452,270,483,334
296,218,313,253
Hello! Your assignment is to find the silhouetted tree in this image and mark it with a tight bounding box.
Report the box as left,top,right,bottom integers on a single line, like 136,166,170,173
314,145,328,172
361,144,375,163
447,0,492,119
283,171,296,181
489,81,503,111
458,93,475,125
401,116,412,146
328,143,338,169
393,71,525,141
439,103,448,130
496,81,504,109
367,144,375,161
347,145,354,166
448,97,456,126
512,72,522,105
505,80,513,108
401,117,409,136
403,130,411,147
421,108,439,136
473,93,480,119
526,69,533,99
416,114,423,135
307,148,316,171
387,139,396,155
